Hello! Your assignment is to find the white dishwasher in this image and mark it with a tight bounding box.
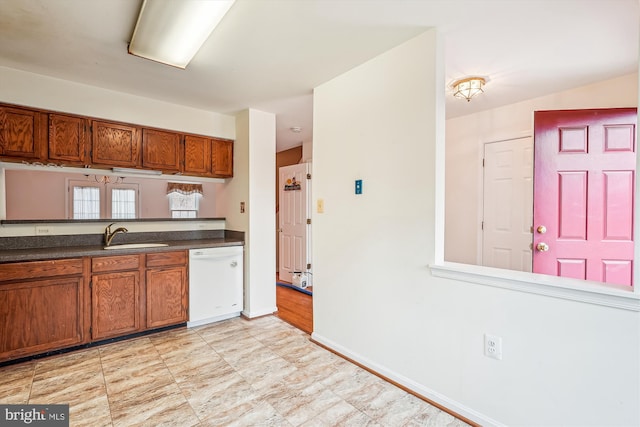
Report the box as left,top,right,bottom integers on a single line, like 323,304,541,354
188,246,243,327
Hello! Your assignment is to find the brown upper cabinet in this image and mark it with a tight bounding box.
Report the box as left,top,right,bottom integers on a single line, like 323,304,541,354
183,135,211,176
142,128,181,173
91,120,141,168
48,114,90,166
0,105,47,162
183,135,234,178
212,138,234,178
0,103,233,178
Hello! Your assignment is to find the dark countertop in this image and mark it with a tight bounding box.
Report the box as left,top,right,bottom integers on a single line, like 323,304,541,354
0,230,244,263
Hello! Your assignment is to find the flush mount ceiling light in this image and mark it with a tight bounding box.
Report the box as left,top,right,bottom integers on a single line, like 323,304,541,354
451,77,486,102
128,0,236,69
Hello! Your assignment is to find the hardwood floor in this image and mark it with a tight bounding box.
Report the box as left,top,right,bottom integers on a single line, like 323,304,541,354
275,284,313,334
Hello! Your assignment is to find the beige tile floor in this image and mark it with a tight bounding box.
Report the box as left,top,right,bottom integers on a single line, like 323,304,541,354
0,316,470,427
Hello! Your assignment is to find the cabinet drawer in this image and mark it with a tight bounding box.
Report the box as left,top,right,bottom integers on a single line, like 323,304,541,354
92,254,141,273
0,258,84,282
146,251,187,268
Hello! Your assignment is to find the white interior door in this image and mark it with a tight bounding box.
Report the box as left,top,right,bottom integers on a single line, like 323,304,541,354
482,137,533,271
278,163,311,282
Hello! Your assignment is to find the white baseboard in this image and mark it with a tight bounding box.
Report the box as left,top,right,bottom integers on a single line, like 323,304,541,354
311,332,504,427
241,306,277,319
187,312,240,328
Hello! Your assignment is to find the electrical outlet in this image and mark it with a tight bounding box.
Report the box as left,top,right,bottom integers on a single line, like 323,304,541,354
35,226,51,235
484,334,503,360
240,202,245,213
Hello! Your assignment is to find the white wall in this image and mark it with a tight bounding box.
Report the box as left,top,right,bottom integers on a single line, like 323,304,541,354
218,109,276,318
0,67,235,139
312,29,640,426
302,138,313,162
445,73,639,265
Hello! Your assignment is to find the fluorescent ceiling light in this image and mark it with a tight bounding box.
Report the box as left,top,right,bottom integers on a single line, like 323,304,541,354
112,167,162,176
128,0,236,69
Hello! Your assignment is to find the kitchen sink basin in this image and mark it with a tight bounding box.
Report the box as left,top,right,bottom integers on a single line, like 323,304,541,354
103,243,169,250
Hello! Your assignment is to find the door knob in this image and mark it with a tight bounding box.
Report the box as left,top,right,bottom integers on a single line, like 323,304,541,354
536,242,549,252
536,225,547,234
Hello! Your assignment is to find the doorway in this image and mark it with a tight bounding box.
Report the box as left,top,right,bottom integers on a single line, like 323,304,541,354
481,108,637,286
274,147,313,333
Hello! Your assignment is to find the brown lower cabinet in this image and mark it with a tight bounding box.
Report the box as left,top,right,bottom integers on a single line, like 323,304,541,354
0,250,189,363
91,254,143,340
0,258,89,362
146,251,188,329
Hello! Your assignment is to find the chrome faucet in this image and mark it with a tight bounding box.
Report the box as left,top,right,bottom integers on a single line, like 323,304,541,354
104,223,128,246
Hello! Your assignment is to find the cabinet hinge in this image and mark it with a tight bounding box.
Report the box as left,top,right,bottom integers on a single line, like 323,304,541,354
482,158,485,167
481,221,484,230
89,279,92,289
89,326,92,336
307,173,311,179
306,263,311,270
306,218,311,225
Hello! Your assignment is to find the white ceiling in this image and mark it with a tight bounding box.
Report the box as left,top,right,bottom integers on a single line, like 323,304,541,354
0,0,637,152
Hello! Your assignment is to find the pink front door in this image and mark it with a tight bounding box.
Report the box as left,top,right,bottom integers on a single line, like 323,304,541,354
533,108,637,286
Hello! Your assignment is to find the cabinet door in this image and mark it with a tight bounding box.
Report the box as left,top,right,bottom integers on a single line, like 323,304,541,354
91,120,141,167
146,266,187,328
0,277,85,362
211,138,233,177
91,271,141,340
0,105,46,161
183,135,211,175
48,114,89,165
142,128,181,172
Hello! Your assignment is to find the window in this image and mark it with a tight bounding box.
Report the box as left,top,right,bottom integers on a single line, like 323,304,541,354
168,192,200,218
167,182,203,218
68,179,139,219
111,188,137,219
72,185,100,219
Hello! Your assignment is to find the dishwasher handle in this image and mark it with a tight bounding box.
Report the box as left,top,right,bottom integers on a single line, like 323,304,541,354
189,247,243,259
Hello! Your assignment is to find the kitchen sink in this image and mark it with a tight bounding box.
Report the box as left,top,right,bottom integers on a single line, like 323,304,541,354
103,243,169,250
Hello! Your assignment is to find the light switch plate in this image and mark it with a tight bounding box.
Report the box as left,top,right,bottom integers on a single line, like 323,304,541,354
355,179,362,195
